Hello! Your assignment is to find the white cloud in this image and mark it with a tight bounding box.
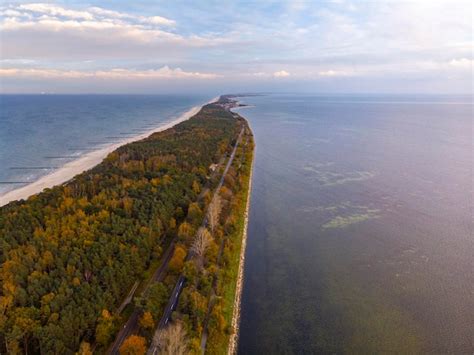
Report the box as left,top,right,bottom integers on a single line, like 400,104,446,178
1,9,28,17
0,5,222,61
0,66,219,79
273,70,290,77
1,17,179,39
145,16,175,27
14,3,176,27
86,7,125,19
87,6,175,26
18,3,94,20
0,1,472,93
448,58,473,69
318,70,354,77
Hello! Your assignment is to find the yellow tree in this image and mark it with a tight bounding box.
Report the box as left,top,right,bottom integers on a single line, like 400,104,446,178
177,222,194,241
169,245,186,273
95,309,114,346
119,335,146,355
77,341,93,355
192,180,201,194
139,311,154,330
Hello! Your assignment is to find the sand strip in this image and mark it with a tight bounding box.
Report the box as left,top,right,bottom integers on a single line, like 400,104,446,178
0,97,218,207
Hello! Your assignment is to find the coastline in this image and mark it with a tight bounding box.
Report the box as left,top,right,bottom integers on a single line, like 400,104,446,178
0,96,218,207
227,134,254,355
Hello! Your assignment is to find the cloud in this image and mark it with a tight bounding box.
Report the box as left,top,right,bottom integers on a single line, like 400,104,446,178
87,6,175,26
273,70,290,77
318,70,354,77
0,3,217,61
0,66,219,79
448,58,473,69
0,1,472,93
18,3,94,20
14,3,175,26
145,16,175,26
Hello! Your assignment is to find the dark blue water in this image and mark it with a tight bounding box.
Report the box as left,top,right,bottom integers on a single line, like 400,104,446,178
237,94,473,354
0,94,208,195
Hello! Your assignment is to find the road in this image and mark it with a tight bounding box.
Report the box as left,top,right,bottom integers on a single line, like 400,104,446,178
115,281,139,315
200,128,249,352
147,126,244,355
107,239,177,354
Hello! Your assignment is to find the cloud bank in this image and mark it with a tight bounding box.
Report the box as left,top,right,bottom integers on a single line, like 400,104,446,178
0,1,472,93
0,66,218,79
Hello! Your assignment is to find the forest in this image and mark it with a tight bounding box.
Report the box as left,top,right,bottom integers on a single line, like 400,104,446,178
0,97,254,354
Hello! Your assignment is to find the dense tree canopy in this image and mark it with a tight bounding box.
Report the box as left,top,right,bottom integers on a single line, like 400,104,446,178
0,102,242,354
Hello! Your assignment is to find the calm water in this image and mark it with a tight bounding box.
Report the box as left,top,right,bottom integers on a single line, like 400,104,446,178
237,94,473,354
0,94,207,195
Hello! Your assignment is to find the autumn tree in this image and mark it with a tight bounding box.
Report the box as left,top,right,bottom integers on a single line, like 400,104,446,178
0,100,244,353
191,227,212,269
169,245,186,274
77,341,93,355
168,217,176,231
220,186,233,201
139,311,154,330
207,194,222,235
154,321,188,355
187,202,203,225
192,180,201,194
119,335,146,355
177,221,194,241
95,309,114,346
8,307,40,355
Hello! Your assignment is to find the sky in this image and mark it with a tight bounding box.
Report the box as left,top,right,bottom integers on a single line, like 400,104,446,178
0,0,472,94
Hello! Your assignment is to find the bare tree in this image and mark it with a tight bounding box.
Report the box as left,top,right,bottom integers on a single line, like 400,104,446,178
191,227,212,269
155,321,188,355
207,194,222,235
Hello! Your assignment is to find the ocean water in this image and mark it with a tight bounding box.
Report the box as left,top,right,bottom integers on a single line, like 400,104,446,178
236,94,473,354
0,94,208,196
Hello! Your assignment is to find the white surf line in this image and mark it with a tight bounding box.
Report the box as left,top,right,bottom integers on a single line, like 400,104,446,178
0,96,219,207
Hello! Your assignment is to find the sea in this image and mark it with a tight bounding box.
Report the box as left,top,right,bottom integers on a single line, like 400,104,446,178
1,93,472,353
235,94,473,354
0,94,208,196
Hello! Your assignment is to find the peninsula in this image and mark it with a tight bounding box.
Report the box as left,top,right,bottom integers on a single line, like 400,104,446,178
0,96,254,355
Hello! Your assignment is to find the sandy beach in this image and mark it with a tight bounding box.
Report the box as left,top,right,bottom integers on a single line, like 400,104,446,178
0,97,218,207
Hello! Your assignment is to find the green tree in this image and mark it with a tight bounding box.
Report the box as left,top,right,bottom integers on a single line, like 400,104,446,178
145,283,168,317
95,310,114,346
187,203,203,225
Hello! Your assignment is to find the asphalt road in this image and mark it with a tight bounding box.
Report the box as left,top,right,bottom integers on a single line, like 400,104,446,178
107,239,176,354
147,126,244,354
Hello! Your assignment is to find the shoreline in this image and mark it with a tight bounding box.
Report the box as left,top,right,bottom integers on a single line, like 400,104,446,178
0,96,218,207
227,133,255,355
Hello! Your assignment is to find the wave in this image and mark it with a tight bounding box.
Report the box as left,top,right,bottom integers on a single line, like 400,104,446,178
0,96,218,207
